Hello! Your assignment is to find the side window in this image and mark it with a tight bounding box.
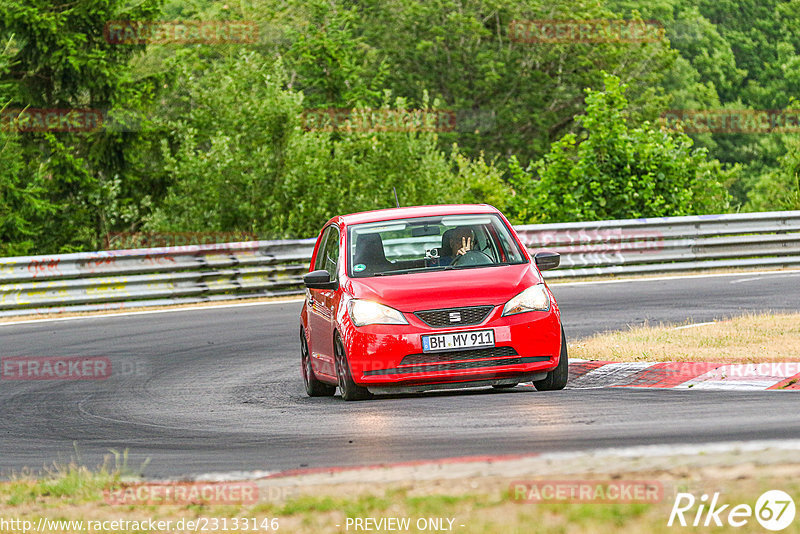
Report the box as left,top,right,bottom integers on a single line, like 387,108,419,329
476,226,498,262
323,227,341,281
313,228,331,271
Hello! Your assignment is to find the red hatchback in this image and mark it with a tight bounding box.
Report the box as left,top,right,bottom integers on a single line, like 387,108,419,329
300,204,567,400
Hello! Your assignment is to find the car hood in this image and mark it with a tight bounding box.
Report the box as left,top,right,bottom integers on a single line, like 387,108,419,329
345,263,542,312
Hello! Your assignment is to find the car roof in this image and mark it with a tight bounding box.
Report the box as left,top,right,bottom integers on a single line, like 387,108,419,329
332,204,500,227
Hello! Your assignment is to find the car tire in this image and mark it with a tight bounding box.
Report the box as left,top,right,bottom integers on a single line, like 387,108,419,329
533,326,569,391
492,383,518,389
301,329,336,397
334,335,373,401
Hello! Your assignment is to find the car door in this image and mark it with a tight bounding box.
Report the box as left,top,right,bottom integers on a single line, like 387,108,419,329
307,225,340,378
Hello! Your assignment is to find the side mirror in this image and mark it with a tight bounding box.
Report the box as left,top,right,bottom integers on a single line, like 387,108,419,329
534,251,560,271
303,269,338,290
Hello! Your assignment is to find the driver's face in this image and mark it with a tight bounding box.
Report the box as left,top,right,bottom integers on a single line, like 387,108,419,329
450,230,472,251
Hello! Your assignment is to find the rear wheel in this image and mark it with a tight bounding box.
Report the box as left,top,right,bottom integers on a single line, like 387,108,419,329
301,329,335,397
533,326,569,391
334,335,373,401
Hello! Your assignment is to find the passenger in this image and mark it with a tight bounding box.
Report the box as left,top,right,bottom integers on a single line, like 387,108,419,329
352,233,393,275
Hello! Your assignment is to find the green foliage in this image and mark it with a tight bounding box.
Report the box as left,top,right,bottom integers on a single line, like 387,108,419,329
0,38,53,257
1,0,161,106
608,0,800,208
0,119,53,257
507,74,732,223
746,137,800,211
0,0,164,253
144,52,510,238
355,0,678,166
1,0,797,256
278,0,389,108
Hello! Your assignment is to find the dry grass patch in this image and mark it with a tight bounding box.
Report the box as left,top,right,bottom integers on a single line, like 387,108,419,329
570,312,800,363
4,464,800,533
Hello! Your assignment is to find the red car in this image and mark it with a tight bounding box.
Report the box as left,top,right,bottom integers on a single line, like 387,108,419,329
300,204,567,400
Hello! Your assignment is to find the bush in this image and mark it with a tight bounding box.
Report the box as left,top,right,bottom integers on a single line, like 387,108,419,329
507,73,733,224
145,52,510,238
745,137,800,211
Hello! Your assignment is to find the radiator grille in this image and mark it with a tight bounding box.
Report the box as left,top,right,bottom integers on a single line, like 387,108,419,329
414,306,494,327
364,354,551,376
400,346,517,366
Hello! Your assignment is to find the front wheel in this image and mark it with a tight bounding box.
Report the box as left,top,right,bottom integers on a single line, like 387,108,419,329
301,329,336,397
533,326,569,391
334,336,373,401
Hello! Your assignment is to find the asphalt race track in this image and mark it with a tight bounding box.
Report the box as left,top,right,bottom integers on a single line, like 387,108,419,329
1,271,799,478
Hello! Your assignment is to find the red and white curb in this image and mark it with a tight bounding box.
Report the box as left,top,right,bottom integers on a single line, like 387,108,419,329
567,360,800,390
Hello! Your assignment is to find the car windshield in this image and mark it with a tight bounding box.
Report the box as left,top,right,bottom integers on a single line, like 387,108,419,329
348,213,527,278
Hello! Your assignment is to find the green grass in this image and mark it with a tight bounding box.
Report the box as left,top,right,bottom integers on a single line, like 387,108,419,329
278,496,344,515
3,464,118,506
4,450,800,534
0,446,147,507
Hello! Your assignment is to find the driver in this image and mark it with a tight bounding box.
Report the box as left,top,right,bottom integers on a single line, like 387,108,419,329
439,226,474,266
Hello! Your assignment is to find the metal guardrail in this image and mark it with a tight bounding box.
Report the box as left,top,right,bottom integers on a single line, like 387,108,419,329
1,211,799,317
0,240,316,317
515,210,800,277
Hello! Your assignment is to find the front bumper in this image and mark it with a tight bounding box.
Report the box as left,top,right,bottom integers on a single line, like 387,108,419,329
341,305,562,387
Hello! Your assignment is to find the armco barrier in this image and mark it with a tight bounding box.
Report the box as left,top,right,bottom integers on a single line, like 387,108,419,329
0,240,315,317
1,211,799,317
516,210,800,277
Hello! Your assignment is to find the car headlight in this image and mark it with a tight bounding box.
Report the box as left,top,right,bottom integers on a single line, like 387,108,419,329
348,299,409,326
502,284,550,316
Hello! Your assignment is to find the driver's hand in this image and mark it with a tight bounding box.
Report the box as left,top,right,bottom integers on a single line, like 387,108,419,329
456,236,472,256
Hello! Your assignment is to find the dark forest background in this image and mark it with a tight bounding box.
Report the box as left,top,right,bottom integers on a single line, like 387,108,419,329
1,0,798,255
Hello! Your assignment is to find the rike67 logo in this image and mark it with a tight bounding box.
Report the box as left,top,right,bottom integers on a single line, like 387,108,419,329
669,490,796,531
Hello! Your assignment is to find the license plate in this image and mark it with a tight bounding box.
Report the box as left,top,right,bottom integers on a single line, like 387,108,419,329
421,330,495,353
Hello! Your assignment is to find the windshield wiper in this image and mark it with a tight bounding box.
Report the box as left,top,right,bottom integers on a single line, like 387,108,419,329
435,261,525,271
372,262,523,276
373,265,454,276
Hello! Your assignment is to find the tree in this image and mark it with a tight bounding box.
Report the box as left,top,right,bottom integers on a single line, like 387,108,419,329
0,36,53,256
356,0,684,166
507,73,732,223
278,0,389,109
0,0,163,252
746,137,800,211
0,116,56,257
608,0,800,210
144,52,510,238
